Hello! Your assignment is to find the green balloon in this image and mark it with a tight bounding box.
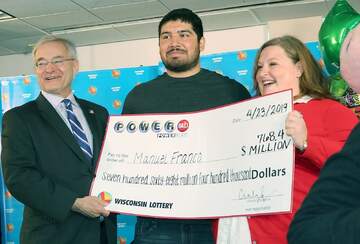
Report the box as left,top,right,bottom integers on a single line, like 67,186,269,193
319,0,360,75
330,72,349,97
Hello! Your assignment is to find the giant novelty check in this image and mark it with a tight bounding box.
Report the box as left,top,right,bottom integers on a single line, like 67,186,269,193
90,90,294,218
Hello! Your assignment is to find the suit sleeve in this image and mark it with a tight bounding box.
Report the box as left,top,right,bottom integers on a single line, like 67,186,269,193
1,110,78,222
298,102,358,169
288,123,360,244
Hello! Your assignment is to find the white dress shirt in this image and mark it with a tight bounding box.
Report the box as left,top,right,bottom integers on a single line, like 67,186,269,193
41,91,93,152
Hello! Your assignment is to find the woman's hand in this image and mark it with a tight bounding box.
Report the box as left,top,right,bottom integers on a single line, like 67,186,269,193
285,110,308,151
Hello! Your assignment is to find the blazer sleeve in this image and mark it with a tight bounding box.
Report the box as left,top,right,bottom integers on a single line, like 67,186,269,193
298,101,358,169
1,109,78,222
288,122,360,244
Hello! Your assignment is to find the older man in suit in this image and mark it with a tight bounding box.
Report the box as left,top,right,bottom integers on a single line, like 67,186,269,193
1,36,116,244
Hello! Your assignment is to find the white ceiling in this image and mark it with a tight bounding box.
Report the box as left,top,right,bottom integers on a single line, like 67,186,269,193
0,0,359,57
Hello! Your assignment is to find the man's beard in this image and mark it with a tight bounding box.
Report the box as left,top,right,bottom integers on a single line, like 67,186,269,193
163,48,200,73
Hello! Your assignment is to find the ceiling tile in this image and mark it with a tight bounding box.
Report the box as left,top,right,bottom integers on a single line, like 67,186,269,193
73,0,151,8
90,1,169,22
252,1,329,22
54,28,128,47
0,35,43,54
349,0,360,10
200,10,261,31
242,0,274,3
23,10,102,31
114,20,159,40
0,0,82,17
326,0,360,11
160,0,276,11
0,19,45,42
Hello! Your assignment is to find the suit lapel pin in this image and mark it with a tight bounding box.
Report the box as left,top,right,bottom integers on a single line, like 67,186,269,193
89,109,95,114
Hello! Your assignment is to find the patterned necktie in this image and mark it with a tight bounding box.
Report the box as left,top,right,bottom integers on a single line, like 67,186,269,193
62,99,93,161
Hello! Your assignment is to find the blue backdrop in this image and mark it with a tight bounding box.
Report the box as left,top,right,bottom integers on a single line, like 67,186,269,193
0,42,321,244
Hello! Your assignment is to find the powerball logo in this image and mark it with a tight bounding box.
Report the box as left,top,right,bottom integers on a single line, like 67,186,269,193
113,119,189,138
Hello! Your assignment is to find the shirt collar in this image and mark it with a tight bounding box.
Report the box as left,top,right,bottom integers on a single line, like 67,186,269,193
41,91,78,108
294,95,313,104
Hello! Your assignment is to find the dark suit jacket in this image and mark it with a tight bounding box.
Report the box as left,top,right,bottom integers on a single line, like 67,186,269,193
288,122,360,244
1,93,116,244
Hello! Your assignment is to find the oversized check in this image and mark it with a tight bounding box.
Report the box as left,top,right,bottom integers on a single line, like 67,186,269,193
90,90,294,218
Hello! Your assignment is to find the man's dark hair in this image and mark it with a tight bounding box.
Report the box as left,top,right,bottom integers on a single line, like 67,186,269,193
158,8,203,41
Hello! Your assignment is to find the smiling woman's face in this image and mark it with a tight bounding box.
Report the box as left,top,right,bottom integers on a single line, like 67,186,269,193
256,45,302,96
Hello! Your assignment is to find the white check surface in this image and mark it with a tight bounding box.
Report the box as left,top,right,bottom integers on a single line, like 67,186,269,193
91,90,294,219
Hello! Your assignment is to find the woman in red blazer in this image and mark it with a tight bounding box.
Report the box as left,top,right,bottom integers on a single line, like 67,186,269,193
216,35,358,244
